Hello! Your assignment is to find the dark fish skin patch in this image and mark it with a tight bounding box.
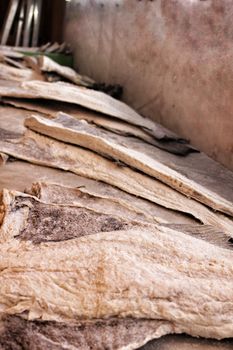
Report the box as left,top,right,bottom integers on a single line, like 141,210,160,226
0,315,164,350
14,197,135,244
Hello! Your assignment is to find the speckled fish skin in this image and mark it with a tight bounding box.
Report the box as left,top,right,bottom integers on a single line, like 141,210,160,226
0,315,173,350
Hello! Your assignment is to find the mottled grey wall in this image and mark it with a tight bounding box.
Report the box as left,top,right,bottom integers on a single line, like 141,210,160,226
65,0,233,171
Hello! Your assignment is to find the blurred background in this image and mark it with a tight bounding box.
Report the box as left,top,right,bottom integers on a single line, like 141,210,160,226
0,0,65,46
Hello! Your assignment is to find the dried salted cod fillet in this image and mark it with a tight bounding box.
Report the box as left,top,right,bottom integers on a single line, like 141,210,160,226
38,55,95,87
1,98,192,155
25,114,233,217
0,80,182,140
0,160,195,226
0,97,165,141
0,63,44,82
0,189,143,244
0,129,232,235
29,182,232,250
28,182,159,224
0,196,232,339
0,105,32,135
0,315,173,350
0,128,22,140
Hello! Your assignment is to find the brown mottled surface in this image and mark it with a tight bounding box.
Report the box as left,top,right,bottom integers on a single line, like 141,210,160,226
11,195,137,244
65,0,233,171
0,315,171,350
0,315,232,350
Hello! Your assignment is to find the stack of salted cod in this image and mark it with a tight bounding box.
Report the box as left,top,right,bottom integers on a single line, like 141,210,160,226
0,57,233,350
0,47,122,97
